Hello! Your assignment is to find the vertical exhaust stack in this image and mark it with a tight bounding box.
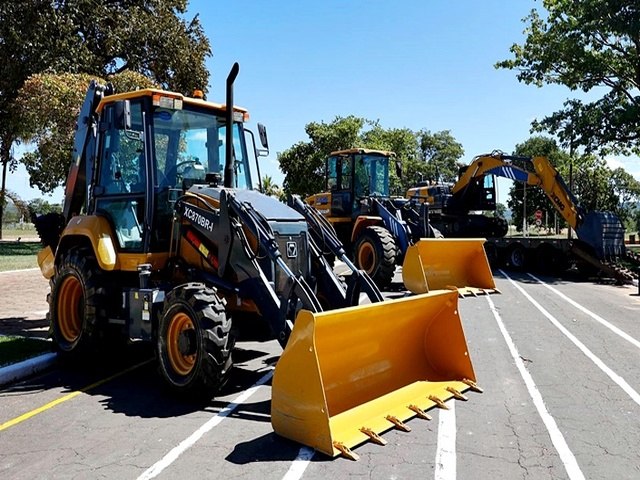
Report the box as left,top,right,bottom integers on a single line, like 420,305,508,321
224,62,240,188
271,290,480,459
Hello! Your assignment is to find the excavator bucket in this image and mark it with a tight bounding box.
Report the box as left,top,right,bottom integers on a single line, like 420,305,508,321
402,238,497,297
271,290,479,459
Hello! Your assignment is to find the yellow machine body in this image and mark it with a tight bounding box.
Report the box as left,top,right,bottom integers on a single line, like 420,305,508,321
271,289,477,458
402,239,497,296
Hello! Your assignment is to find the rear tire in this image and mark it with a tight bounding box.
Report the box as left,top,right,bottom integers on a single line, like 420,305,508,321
157,283,234,397
354,225,397,289
49,247,107,358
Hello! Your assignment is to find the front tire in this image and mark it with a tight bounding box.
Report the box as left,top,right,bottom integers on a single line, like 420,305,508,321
354,225,397,289
157,283,234,396
49,247,107,357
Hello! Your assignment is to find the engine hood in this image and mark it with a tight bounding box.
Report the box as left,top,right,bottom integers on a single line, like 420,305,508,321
187,185,304,222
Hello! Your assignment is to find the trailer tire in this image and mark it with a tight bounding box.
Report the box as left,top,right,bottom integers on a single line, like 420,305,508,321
505,244,526,270
49,247,107,358
354,225,397,289
158,283,234,397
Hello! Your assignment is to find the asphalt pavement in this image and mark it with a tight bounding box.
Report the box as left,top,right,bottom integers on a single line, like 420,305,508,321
2,268,640,479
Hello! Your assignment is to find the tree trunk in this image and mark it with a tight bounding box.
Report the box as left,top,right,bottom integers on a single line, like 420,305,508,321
0,148,8,241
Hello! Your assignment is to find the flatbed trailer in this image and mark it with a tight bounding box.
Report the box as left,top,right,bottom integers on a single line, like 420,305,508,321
485,235,636,283
484,235,573,273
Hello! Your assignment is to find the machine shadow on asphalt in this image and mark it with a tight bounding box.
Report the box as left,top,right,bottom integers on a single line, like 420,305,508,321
1,342,279,421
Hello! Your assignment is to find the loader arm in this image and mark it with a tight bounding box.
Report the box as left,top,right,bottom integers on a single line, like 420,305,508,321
289,195,384,305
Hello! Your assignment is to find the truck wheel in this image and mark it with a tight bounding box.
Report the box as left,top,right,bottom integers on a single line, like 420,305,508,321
506,244,526,270
354,226,397,289
158,283,234,397
49,247,107,357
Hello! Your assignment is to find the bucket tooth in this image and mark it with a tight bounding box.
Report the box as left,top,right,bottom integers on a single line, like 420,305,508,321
386,415,411,432
408,404,432,420
429,395,449,410
462,378,484,393
333,442,360,461
359,427,388,446
446,386,469,401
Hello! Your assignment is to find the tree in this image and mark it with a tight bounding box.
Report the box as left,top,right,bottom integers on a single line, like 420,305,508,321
496,0,640,156
506,136,571,232
14,71,158,192
278,116,365,198
27,198,62,220
0,0,211,238
415,129,465,184
278,117,466,198
261,175,285,202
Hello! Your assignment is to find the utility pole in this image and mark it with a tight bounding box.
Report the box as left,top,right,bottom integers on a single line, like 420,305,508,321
522,183,527,237
568,125,575,240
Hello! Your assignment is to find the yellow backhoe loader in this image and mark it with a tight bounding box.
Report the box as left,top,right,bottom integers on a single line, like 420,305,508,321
304,149,497,296
34,65,481,459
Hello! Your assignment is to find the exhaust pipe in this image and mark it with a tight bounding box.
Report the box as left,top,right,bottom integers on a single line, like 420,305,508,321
224,62,240,188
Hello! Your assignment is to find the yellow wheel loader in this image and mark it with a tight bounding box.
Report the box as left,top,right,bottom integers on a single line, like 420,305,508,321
305,149,497,296
34,65,481,459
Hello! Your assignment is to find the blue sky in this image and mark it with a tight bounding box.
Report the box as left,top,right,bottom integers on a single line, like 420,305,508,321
9,0,640,203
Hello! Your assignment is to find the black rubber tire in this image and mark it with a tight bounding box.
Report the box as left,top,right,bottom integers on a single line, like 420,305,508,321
48,247,107,358
354,225,397,289
157,283,234,397
506,244,526,270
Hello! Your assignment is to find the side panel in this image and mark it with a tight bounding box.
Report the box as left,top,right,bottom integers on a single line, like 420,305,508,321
59,215,169,271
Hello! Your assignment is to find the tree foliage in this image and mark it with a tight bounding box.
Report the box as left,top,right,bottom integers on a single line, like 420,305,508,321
496,0,640,156
278,117,465,198
14,72,158,192
506,136,640,230
0,0,211,236
415,129,465,183
278,116,365,198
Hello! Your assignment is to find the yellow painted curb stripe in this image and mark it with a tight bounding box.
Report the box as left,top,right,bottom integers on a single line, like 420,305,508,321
0,358,153,432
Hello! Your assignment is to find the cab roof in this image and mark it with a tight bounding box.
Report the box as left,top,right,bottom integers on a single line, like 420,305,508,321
330,148,395,157
97,88,248,115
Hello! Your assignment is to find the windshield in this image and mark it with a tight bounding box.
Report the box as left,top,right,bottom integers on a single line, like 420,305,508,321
151,105,251,189
355,154,390,197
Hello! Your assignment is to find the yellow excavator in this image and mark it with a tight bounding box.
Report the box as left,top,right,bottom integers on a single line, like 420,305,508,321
304,148,497,296
407,151,626,271
33,65,481,460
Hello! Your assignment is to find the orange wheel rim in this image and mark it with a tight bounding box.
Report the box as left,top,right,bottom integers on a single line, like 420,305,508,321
167,312,196,376
57,276,83,343
358,242,376,274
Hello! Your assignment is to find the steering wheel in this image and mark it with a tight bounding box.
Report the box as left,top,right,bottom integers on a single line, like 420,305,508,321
164,159,200,186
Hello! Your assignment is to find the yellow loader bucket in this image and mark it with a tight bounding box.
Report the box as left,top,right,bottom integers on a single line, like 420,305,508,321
402,238,497,296
271,290,479,460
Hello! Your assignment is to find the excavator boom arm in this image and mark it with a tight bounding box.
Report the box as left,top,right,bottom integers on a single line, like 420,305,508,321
451,153,582,229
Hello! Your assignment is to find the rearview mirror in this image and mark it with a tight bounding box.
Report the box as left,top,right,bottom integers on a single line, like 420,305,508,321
258,123,269,150
395,159,403,179
113,100,131,130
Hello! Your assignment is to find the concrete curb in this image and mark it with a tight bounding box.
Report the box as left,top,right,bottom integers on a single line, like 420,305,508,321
0,352,58,387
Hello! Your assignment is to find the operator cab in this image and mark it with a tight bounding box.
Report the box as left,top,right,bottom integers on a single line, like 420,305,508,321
91,91,254,253
325,149,392,217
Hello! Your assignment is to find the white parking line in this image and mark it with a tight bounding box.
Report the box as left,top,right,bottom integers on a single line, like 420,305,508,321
434,400,456,480
486,295,585,480
501,270,640,407
526,272,640,350
137,370,273,480
0,267,39,275
282,447,315,480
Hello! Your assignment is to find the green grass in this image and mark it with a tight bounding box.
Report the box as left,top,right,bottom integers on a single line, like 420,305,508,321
0,241,41,272
1,225,38,240
0,336,52,367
